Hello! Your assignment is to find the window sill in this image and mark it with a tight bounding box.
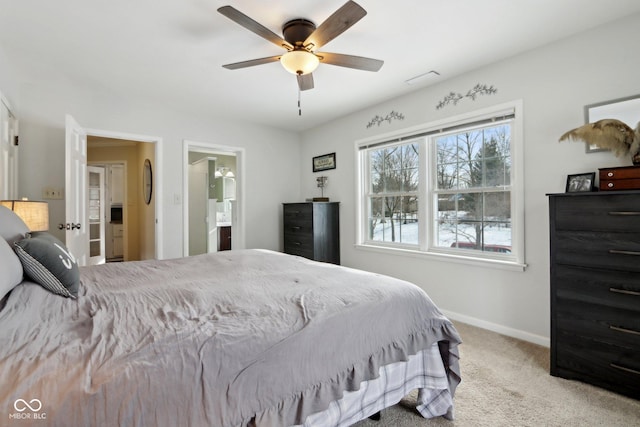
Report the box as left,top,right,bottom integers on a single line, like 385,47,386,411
354,243,527,272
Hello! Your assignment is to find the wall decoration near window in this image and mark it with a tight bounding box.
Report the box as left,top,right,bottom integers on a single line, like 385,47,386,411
436,84,497,110
565,172,595,193
581,94,640,156
366,111,405,128
313,152,336,172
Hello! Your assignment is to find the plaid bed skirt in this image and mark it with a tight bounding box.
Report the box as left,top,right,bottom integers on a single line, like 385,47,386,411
297,342,454,426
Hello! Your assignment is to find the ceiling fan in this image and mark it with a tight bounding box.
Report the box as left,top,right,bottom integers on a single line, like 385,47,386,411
217,1,384,92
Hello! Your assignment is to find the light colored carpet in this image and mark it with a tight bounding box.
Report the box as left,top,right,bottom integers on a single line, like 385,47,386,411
354,321,640,427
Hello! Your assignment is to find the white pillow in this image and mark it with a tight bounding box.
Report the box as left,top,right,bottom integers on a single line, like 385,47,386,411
0,205,29,244
0,237,24,300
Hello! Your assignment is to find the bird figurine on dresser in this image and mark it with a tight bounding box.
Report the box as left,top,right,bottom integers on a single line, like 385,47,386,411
559,119,640,165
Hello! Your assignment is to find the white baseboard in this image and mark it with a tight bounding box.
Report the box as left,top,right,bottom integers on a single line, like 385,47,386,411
441,309,550,348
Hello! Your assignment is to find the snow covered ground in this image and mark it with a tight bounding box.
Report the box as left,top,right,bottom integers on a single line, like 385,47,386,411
371,219,512,250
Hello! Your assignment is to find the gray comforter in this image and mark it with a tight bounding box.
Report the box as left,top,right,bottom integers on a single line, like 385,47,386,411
0,249,461,426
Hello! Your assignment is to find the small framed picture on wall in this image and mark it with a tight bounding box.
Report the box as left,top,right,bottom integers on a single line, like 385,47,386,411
313,152,336,172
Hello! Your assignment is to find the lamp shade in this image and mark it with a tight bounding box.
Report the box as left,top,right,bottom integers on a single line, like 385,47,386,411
280,50,319,75
0,200,49,232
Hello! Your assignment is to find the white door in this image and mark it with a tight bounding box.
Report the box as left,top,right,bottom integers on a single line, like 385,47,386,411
0,98,18,200
87,166,106,265
65,115,88,266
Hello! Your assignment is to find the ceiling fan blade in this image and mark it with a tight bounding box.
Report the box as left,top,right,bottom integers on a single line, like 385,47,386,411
297,73,314,91
317,52,383,71
304,1,367,49
218,6,293,50
222,55,281,70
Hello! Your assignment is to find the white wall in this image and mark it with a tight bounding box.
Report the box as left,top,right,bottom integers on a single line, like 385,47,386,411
0,59,301,259
0,45,18,106
299,13,640,345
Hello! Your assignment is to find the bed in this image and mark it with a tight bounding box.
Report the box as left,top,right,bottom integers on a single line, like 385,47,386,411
0,206,461,427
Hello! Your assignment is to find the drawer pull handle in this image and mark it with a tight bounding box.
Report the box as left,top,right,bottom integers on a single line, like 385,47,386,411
610,363,640,376
294,242,301,246
609,287,640,296
608,211,640,216
609,249,640,256
291,226,301,230
609,325,640,336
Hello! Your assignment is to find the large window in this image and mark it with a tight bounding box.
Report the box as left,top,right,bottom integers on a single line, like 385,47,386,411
358,103,524,268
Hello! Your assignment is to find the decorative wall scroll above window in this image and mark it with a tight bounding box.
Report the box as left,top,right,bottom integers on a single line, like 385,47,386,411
366,111,405,128
436,84,498,110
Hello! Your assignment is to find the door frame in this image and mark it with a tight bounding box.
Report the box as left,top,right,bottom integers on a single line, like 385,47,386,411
85,127,163,259
183,139,246,257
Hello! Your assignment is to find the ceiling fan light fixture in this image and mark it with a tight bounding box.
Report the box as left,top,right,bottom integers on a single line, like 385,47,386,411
280,50,319,75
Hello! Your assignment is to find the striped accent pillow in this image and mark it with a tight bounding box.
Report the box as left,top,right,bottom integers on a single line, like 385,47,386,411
14,232,79,298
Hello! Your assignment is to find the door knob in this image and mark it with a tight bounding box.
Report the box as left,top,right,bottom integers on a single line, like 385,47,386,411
58,223,82,230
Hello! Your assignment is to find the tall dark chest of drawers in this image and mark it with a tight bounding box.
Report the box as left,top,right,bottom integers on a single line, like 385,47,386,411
548,191,640,399
283,202,340,265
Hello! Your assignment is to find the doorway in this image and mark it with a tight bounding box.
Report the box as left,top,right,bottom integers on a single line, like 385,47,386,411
87,137,156,262
65,116,162,265
183,140,245,257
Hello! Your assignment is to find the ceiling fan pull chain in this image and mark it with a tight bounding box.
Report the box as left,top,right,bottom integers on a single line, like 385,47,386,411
298,85,302,116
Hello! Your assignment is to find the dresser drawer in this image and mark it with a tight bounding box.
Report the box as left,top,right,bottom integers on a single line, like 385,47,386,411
599,166,640,180
284,233,313,253
284,233,313,256
553,231,640,271
599,178,640,191
553,195,640,232
283,203,312,221
555,335,640,397
555,298,640,348
284,222,313,235
554,265,640,312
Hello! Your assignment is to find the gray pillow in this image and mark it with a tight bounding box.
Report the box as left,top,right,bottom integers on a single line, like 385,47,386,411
0,205,29,244
0,237,23,300
14,232,80,298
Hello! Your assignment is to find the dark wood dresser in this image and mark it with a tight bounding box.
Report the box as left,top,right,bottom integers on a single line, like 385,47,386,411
283,202,340,265
548,191,640,399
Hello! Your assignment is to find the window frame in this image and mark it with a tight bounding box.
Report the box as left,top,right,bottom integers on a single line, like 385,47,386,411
363,138,422,248
356,101,526,271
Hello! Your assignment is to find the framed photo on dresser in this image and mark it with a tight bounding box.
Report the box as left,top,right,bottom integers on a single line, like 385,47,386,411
565,172,595,193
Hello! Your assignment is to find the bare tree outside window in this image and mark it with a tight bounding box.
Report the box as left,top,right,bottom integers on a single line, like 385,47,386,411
368,143,419,244
435,124,512,253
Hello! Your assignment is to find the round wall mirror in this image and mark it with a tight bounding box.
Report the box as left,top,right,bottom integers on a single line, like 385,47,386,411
143,159,153,205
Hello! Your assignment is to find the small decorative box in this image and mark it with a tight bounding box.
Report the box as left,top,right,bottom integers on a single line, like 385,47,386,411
599,166,640,191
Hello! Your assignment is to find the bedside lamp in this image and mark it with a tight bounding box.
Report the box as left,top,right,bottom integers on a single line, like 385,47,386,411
0,199,50,231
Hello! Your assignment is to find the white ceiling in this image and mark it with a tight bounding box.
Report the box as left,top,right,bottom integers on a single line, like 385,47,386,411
2,0,640,132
